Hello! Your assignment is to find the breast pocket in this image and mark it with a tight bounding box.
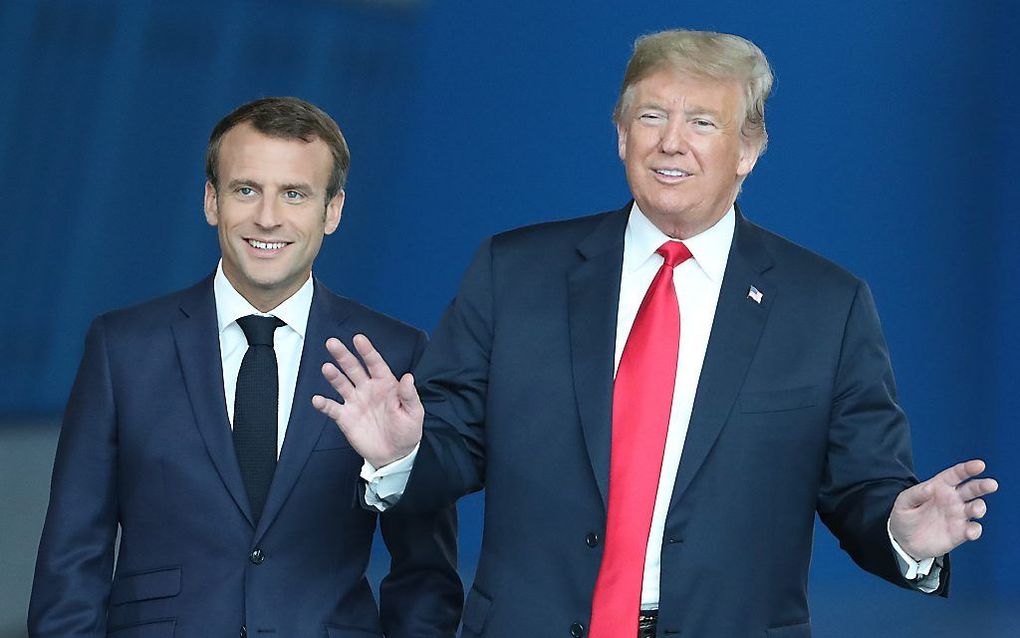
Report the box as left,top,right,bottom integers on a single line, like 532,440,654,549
739,386,819,413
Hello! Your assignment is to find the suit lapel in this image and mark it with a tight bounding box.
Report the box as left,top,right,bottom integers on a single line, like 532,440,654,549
667,211,775,509
254,280,353,542
172,276,255,527
568,208,629,510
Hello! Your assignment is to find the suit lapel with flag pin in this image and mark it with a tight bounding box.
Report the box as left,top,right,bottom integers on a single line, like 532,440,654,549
747,285,764,304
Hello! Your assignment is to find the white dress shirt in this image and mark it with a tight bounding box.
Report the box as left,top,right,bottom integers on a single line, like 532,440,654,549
214,261,313,457
363,204,940,601
618,203,732,608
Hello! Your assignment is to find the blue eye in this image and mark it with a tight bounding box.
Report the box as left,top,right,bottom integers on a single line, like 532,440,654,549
284,190,304,201
238,187,256,196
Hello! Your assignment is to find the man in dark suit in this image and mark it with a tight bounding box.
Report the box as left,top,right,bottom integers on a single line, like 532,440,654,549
311,30,997,637
29,97,462,637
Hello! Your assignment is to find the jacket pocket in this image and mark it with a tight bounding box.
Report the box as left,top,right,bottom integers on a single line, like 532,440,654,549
461,586,494,636
110,566,181,605
324,625,382,637
108,618,176,637
739,386,819,413
765,620,811,637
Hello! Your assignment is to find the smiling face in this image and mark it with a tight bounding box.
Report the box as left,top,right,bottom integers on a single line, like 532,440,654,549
204,122,343,311
617,68,759,239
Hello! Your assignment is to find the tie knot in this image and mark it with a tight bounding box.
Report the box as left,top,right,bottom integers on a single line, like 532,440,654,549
237,315,285,347
657,241,692,268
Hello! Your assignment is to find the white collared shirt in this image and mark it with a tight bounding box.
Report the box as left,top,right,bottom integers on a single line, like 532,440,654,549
213,261,313,457
618,203,733,608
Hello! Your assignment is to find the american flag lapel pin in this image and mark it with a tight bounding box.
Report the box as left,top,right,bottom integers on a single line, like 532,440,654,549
747,285,763,304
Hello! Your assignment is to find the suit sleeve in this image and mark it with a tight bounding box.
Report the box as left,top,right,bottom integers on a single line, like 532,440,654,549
29,316,120,636
378,329,464,638
817,280,950,595
396,239,495,513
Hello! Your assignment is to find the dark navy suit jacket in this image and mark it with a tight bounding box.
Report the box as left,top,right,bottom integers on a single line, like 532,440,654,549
399,205,947,638
30,276,462,638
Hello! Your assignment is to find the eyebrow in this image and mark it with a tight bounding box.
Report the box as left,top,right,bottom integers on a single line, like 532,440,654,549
634,101,727,121
279,182,315,194
635,101,668,113
683,104,726,120
225,179,317,195
227,178,261,190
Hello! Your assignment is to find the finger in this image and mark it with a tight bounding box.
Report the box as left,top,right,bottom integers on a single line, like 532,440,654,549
964,498,987,520
897,481,934,509
964,521,983,542
321,362,355,398
311,394,344,423
957,477,999,501
325,337,369,386
352,334,396,381
397,373,423,413
935,459,986,487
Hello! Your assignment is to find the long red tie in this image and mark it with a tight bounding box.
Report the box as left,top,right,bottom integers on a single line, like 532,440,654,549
589,240,692,638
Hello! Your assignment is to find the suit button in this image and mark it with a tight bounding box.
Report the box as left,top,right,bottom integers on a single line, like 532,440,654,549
585,533,600,548
250,548,265,564
240,626,247,638
570,622,585,637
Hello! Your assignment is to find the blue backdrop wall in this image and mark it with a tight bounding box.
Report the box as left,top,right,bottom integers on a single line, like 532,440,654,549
1,1,1016,635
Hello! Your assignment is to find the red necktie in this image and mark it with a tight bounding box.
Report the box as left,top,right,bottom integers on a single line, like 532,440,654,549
589,240,692,637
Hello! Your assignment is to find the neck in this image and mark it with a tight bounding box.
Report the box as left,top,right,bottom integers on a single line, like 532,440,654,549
222,269,306,314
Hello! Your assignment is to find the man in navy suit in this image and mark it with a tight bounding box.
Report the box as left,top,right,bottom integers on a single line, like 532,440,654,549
29,97,462,637
312,30,997,637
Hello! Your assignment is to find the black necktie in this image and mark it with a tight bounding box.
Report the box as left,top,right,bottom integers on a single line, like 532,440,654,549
233,314,285,523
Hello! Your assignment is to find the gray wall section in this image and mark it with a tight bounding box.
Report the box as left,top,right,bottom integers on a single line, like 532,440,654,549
0,419,59,638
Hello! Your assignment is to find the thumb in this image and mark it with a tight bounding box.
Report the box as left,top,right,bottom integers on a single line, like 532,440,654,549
397,373,423,413
899,481,934,509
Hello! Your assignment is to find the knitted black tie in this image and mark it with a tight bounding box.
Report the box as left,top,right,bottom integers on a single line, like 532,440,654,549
233,314,285,522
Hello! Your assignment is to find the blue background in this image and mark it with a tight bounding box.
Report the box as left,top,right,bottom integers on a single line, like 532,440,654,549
1,1,1017,635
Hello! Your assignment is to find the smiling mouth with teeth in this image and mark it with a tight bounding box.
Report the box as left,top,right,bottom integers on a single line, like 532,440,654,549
246,238,289,251
655,169,691,177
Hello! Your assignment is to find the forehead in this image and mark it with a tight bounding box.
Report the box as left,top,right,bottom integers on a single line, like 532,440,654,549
630,68,744,114
216,122,332,187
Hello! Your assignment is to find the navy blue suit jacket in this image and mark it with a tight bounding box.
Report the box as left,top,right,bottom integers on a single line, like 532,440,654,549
30,276,462,638
399,205,947,638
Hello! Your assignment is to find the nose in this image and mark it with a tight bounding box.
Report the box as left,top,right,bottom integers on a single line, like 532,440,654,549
659,118,689,155
253,198,282,229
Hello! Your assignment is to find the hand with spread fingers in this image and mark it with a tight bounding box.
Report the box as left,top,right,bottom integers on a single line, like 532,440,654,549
890,459,998,560
312,334,424,468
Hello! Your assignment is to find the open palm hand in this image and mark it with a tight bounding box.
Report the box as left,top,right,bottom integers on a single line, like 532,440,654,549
312,335,424,468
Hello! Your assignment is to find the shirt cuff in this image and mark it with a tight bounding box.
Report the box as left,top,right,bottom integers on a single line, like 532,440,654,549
887,518,942,593
360,444,419,512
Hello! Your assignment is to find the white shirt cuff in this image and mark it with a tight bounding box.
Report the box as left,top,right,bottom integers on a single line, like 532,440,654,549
360,444,419,512
887,518,942,593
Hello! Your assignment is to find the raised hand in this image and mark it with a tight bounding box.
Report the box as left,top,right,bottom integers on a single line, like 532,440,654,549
890,459,998,560
311,334,424,468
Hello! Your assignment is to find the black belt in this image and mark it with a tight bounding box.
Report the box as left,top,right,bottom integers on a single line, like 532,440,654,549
638,609,658,638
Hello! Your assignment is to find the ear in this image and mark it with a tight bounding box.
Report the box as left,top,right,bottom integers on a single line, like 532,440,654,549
616,120,629,162
736,138,760,178
324,189,345,235
204,181,219,226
